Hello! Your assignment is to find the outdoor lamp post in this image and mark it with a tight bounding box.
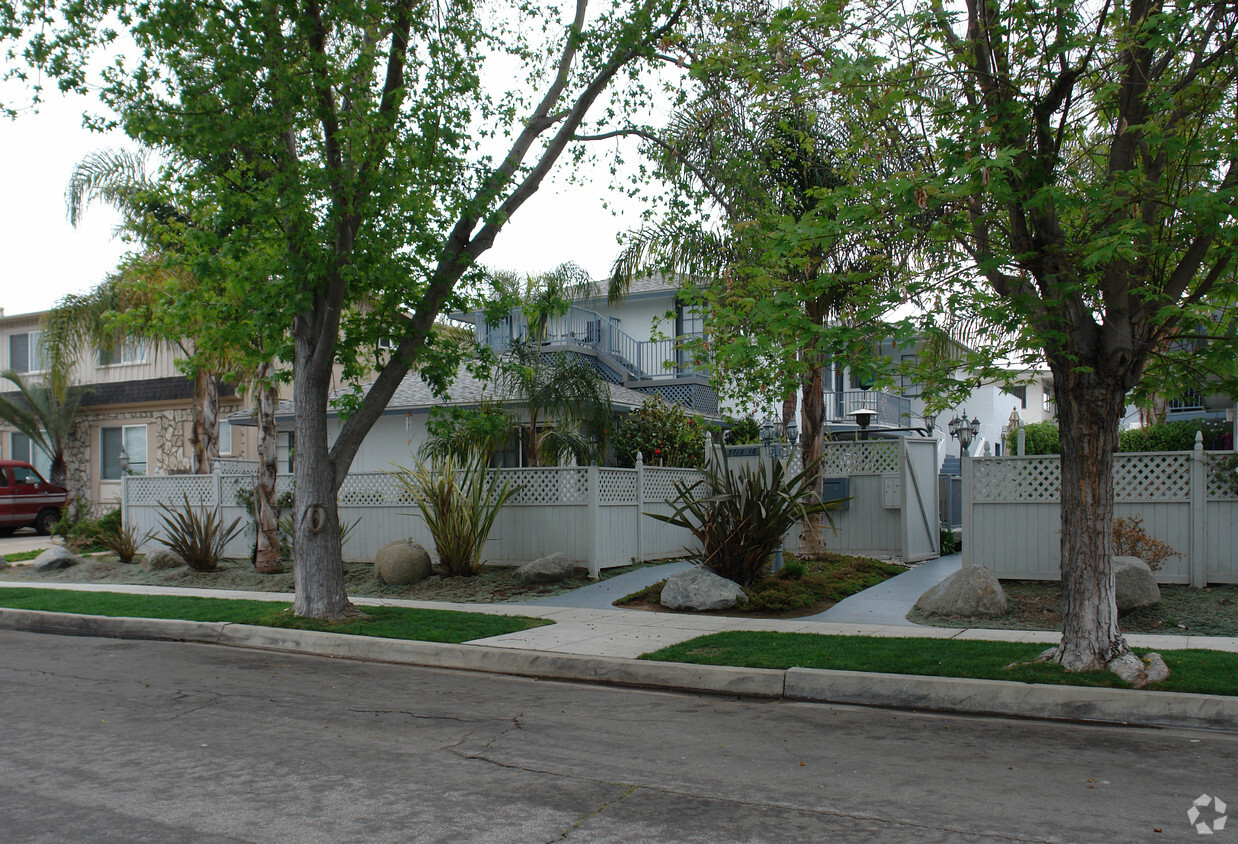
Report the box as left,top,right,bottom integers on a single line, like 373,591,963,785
759,416,799,572
948,411,981,454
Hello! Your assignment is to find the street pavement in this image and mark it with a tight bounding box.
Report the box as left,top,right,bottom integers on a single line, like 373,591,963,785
1,629,1234,843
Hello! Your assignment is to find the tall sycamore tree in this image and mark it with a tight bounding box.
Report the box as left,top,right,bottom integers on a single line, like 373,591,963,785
2,0,688,618
829,0,1238,673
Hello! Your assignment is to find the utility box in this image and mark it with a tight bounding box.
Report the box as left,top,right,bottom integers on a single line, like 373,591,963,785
882,474,902,509
820,477,849,510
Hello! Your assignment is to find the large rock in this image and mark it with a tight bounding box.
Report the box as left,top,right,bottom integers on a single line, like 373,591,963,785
374,540,432,585
915,566,1008,617
660,567,747,611
1113,555,1160,612
514,553,578,585
32,546,85,573
141,547,186,572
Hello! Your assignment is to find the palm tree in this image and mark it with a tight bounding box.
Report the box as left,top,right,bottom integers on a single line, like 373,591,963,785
0,362,84,488
610,102,893,550
486,264,613,467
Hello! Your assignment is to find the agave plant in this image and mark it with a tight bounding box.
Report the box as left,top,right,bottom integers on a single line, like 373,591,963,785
647,450,840,587
156,493,244,572
390,453,521,577
97,520,153,564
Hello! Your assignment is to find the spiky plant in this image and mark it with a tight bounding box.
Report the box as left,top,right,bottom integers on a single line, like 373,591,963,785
156,494,244,572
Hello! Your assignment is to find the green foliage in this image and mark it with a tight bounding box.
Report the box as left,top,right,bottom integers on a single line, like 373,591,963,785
1007,418,1232,455
97,520,153,565
939,529,960,556
613,397,718,468
724,417,761,445
0,364,84,487
778,560,807,581
421,401,513,463
1004,421,1061,455
647,450,838,587
156,494,244,573
1118,419,1233,453
52,499,114,553
391,454,521,577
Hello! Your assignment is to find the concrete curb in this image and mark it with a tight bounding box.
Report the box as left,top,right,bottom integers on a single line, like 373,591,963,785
2,608,1235,732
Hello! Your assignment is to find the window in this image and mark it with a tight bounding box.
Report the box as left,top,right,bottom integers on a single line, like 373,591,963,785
98,339,147,366
899,354,919,397
9,331,44,373
218,420,233,456
9,432,52,478
276,431,294,473
675,303,704,338
1009,385,1028,409
10,464,40,484
101,425,148,480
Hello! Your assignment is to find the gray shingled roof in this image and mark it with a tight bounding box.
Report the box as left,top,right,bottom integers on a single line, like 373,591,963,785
231,366,654,425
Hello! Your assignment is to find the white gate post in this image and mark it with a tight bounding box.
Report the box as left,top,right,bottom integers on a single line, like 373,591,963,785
1190,432,1207,587
587,465,600,578
635,452,645,564
215,472,223,508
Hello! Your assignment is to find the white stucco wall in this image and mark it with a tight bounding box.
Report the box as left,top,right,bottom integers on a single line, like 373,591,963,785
328,414,428,473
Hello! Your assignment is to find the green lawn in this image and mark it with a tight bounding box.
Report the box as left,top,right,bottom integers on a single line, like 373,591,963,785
642,631,1238,696
0,587,551,644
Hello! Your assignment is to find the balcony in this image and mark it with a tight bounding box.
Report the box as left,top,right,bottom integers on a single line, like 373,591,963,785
824,390,912,428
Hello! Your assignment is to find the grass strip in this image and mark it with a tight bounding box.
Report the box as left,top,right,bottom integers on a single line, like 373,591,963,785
642,631,1238,697
0,587,551,644
1,549,49,563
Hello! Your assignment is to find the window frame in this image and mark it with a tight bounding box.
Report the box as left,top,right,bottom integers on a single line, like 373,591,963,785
100,424,149,480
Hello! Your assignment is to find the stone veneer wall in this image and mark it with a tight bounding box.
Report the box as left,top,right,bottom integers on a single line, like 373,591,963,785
64,402,243,504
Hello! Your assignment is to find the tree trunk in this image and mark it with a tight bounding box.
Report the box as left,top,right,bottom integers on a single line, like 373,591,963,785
253,367,282,574
291,335,359,619
191,369,221,474
49,453,68,489
1051,368,1131,672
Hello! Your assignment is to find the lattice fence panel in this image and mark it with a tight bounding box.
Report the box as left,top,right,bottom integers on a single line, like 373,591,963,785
971,457,1061,502
125,475,218,506
644,468,706,502
1206,452,1238,499
504,467,589,504
338,472,415,505
819,441,899,476
599,469,638,503
213,458,259,474
1114,453,1191,501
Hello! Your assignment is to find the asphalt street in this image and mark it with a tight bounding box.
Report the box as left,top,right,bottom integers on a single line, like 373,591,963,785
1,630,1234,842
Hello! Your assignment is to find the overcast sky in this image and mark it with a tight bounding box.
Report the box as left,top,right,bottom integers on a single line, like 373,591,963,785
0,91,648,319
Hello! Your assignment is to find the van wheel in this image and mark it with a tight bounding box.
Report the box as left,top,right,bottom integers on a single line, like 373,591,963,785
34,509,59,536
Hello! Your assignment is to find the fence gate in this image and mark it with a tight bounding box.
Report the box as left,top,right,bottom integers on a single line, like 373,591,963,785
901,438,941,562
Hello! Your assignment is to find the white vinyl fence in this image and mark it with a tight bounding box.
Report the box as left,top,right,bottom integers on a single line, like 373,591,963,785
962,441,1238,585
123,460,707,577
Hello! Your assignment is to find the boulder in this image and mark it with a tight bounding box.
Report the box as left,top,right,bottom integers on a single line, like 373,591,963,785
374,540,432,585
915,566,1007,617
660,567,747,611
1113,555,1160,612
514,553,578,585
32,546,85,573
1108,651,1170,689
141,547,186,572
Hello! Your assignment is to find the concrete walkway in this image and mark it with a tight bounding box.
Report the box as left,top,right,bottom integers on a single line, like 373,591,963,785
804,553,962,625
2,565,1235,660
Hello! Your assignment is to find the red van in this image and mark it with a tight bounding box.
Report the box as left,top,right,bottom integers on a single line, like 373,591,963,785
0,460,68,536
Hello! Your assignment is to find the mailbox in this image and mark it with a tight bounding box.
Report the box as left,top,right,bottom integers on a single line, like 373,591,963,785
820,477,849,510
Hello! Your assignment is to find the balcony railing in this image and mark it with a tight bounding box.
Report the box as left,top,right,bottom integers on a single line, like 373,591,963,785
824,390,912,428
477,305,705,381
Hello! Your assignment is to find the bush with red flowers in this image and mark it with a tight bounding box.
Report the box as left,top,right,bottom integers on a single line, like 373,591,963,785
612,397,719,468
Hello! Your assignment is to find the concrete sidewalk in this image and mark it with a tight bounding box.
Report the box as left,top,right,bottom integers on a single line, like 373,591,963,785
2,575,1235,659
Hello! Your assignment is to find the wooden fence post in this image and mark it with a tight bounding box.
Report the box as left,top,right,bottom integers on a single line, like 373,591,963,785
1191,432,1207,588
635,452,644,565
587,465,600,578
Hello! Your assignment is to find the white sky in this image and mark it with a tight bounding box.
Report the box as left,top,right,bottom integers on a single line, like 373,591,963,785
0,91,647,319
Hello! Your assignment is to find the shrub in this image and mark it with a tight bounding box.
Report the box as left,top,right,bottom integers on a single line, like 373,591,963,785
97,520,152,564
390,453,521,577
1113,516,1181,572
647,449,838,587
1004,420,1060,455
778,560,807,581
940,528,961,555
156,494,245,572
1118,419,1232,452
613,397,720,469
724,417,761,445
